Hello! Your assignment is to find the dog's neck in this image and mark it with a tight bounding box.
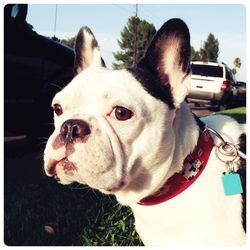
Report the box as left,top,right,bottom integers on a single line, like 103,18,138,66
116,102,200,206
144,102,200,196
171,102,200,175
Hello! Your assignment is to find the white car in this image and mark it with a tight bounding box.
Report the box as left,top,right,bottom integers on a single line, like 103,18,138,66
187,61,236,108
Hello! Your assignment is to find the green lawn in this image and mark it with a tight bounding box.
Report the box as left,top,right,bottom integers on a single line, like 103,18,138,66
4,106,246,246
219,106,246,123
4,152,142,246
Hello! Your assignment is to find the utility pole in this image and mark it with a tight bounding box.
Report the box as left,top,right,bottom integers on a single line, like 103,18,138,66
133,4,138,66
53,4,58,39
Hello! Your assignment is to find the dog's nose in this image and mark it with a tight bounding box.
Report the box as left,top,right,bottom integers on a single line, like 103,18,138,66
60,119,91,143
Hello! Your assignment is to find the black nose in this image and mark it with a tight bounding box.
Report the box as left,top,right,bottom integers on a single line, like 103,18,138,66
60,119,91,143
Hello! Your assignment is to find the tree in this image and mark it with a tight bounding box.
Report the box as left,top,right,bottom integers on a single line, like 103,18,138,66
234,57,241,68
51,36,60,42
60,37,76,49
112,16,156,69
232,57,241,76
191,46,201,61
48,36,76,49
191,33,219,62
202,33,219,62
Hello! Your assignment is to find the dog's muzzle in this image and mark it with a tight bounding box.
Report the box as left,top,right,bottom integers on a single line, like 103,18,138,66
44,115,125,191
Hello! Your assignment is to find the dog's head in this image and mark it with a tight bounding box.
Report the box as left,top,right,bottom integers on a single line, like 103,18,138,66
44,19,191,204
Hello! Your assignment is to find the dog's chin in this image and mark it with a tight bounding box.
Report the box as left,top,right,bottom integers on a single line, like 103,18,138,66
46,157,126,193
46,158,78,185
83,179,126,195
98,181,126,194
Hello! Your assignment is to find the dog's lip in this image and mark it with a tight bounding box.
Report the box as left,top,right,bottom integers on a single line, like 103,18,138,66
46,159,61,182
46,158,66,179
46,159,58,176
53,173,61,182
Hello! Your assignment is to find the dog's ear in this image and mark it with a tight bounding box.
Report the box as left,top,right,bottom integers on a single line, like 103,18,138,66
137,18,191,107
73,26,106,75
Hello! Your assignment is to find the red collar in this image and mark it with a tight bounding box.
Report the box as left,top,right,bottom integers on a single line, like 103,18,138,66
138,129,214,206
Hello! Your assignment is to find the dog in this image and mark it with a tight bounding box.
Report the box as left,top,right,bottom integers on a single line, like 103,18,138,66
43,19,246,245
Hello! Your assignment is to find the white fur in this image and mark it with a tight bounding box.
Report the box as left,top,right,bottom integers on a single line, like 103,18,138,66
162,38,191,107
44,68,179,194
82,28,102,68
44,21,246,246
44,67,246,245
130,114,246,246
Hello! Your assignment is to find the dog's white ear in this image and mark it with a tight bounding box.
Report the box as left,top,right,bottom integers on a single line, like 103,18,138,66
137,18,191,107
73,26,105,75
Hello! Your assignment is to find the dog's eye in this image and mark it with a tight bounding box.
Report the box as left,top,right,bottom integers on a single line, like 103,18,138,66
53,104,63,116
114,106,133,121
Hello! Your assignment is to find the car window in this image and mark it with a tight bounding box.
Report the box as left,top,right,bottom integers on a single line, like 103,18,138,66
191,64,223,77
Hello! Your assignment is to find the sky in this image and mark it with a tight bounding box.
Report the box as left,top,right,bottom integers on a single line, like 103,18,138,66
26,3,246,81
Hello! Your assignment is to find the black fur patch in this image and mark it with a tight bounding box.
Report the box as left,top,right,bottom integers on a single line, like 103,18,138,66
128,64,175,109
127,18,191,109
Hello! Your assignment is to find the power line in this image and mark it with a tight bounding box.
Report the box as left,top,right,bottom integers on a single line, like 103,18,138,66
139,5,162,24
112,4,133,14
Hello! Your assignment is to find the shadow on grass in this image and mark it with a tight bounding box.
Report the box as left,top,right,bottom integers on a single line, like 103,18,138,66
4,144,142,246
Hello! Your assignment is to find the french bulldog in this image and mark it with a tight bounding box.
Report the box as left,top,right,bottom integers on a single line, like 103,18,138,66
44,19,246,245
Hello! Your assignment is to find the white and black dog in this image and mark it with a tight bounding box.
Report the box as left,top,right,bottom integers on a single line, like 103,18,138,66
44,19,246,245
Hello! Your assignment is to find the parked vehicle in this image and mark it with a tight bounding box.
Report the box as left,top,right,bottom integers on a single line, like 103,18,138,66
187,61,236,109
4,4,74,143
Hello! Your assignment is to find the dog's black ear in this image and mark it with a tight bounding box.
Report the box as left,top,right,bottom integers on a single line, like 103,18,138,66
137,18,191,107
73,26,106,75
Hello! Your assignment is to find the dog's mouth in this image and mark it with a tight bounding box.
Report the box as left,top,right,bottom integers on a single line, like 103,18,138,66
46,157,77,182
46,157,125,192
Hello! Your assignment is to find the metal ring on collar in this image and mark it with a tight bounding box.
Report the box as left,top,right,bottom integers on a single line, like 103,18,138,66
215,143,239,163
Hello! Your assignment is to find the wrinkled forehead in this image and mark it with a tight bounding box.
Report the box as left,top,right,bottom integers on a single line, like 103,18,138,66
52,67,154,108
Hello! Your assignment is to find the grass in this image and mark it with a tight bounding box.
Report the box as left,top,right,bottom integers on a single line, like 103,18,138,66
4,106,246,246
219,106,246,123
80,199,141,246
4,150,142,246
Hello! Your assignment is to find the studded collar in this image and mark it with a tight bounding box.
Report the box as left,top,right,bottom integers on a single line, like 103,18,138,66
138,126,214,206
